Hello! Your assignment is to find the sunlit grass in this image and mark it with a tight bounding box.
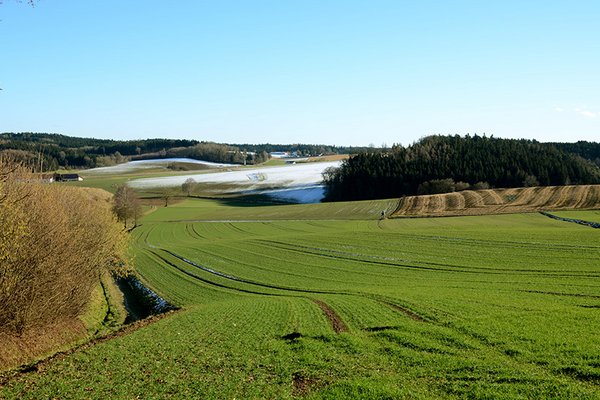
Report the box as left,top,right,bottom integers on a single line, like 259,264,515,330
3,197,600,399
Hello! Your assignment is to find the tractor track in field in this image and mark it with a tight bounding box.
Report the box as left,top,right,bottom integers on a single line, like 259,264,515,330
157,248,351,296
185,223,206,240
255,240,600,278
312,299,349,333
154,246,437,326
522,289,600,299
147,250,283,297
380,301,428,322
150,245,437,330
256,240,469,273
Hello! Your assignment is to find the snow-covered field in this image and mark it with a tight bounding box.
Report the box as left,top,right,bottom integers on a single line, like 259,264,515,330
86,158,235,174
128,160,341,203
261,185,326,203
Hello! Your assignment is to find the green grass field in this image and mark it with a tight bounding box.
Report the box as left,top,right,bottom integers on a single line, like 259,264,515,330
551,210,600,223
2,198,600,399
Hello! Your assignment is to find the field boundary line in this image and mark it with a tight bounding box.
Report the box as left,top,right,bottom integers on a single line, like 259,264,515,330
540,211,600,229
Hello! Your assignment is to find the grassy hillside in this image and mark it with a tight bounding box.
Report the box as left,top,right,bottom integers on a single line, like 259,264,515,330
550,210,600,223
2,198,600,399
141,197,399,222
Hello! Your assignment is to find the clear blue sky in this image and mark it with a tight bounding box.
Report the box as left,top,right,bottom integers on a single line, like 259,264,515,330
1,1,599,146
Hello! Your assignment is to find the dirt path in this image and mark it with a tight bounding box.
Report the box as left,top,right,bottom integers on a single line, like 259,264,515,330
312,299,349,333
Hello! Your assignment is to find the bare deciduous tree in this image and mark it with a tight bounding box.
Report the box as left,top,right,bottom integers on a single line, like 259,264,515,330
112,184,141,228
161,187,175,207
181,178,197,197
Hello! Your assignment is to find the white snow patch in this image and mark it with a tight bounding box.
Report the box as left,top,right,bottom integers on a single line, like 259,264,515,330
128,161,341,194
262,185,326,203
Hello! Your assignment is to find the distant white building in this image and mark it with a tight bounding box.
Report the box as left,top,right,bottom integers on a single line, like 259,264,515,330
270,152,290,158
57,174,83,182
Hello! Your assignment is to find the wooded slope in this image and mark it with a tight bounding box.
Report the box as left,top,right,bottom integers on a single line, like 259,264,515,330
324,135,600,201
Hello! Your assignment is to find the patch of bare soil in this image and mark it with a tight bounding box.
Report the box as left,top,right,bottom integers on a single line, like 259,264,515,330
312,299,348,333
292,372,323,397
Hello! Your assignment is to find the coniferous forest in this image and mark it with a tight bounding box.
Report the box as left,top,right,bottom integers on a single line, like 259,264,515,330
323,135,600,201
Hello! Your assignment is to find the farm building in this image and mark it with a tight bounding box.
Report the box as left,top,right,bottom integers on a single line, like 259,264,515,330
270,152,290,158
55,173,83,182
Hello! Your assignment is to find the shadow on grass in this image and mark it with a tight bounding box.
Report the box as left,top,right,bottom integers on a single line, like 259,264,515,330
210,194,296,208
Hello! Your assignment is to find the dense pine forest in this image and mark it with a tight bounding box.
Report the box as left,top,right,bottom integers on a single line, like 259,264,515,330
323,135,600,201
551,141,600,167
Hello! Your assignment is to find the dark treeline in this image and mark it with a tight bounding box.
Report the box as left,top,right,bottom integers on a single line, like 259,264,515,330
551,141,600,167
135,142,270,165
0,132,199,170
232,143,389,157
0,132,383,171
323,135,600,201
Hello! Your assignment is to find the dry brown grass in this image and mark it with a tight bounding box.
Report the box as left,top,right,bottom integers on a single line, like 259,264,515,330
0,319,87,371
0,159,129,336
391,185,600,217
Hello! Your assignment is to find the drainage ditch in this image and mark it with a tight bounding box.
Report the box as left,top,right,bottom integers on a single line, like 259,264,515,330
116,275,176,323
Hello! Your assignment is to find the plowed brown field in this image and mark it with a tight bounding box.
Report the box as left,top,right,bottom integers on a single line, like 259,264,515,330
391,185,600,217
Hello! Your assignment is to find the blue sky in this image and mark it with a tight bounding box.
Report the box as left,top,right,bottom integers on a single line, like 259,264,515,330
1,1,599,146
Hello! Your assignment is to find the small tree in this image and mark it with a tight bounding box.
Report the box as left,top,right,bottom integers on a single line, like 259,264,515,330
523,175,539,187
471,181,490,190
181,178,197,197
161,187,175,207
112,185,141,228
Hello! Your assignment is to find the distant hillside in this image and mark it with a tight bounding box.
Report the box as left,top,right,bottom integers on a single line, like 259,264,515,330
0,132,198,170
324,135,600,201
231,143,389,157
391,185,600,217
0,132,381,171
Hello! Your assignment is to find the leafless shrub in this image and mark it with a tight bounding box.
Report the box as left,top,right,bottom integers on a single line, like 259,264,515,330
0,158,129,335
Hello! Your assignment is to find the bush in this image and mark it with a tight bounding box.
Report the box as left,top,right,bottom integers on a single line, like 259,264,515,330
417,179,456,195
0,159,129,335
471,181,490,190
